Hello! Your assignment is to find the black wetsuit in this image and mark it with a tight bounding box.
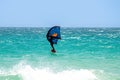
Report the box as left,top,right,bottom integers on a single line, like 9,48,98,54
46,32,56,51
48,36,55,51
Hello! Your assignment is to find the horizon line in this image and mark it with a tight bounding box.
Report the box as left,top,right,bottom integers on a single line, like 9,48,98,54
0,26,120,28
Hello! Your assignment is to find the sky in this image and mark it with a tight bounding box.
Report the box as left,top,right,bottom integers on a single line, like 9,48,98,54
0,0,120,27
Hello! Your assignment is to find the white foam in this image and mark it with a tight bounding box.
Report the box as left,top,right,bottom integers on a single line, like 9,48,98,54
0,62,98,80
18,62,98,80
17,67,97,80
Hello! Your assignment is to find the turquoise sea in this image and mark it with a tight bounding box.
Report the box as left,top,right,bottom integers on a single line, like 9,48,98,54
0,27,120,80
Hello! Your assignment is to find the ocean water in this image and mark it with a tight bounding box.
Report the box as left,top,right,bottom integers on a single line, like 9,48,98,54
0,27,120,80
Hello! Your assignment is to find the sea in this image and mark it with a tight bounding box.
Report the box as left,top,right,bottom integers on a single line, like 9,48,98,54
0,27,120,80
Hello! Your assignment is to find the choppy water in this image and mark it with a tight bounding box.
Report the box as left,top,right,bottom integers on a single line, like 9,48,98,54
0,27,120,80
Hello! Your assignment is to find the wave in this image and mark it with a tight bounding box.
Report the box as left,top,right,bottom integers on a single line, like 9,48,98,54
0,60,120,80
0,62,99,80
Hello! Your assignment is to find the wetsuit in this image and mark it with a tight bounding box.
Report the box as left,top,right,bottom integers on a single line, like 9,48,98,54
46,34,61,52
48,36,55,51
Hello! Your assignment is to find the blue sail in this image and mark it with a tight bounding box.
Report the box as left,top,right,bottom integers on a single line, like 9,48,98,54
46,26,61,44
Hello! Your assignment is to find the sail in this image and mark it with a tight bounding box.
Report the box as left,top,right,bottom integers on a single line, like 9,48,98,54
46,26,61,44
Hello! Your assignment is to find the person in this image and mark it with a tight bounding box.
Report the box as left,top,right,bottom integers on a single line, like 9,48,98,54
47,33,58,53
49,36,56,53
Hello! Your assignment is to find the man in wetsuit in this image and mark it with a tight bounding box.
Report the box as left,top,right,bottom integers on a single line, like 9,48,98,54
46,33,59,53
47,35,56,52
